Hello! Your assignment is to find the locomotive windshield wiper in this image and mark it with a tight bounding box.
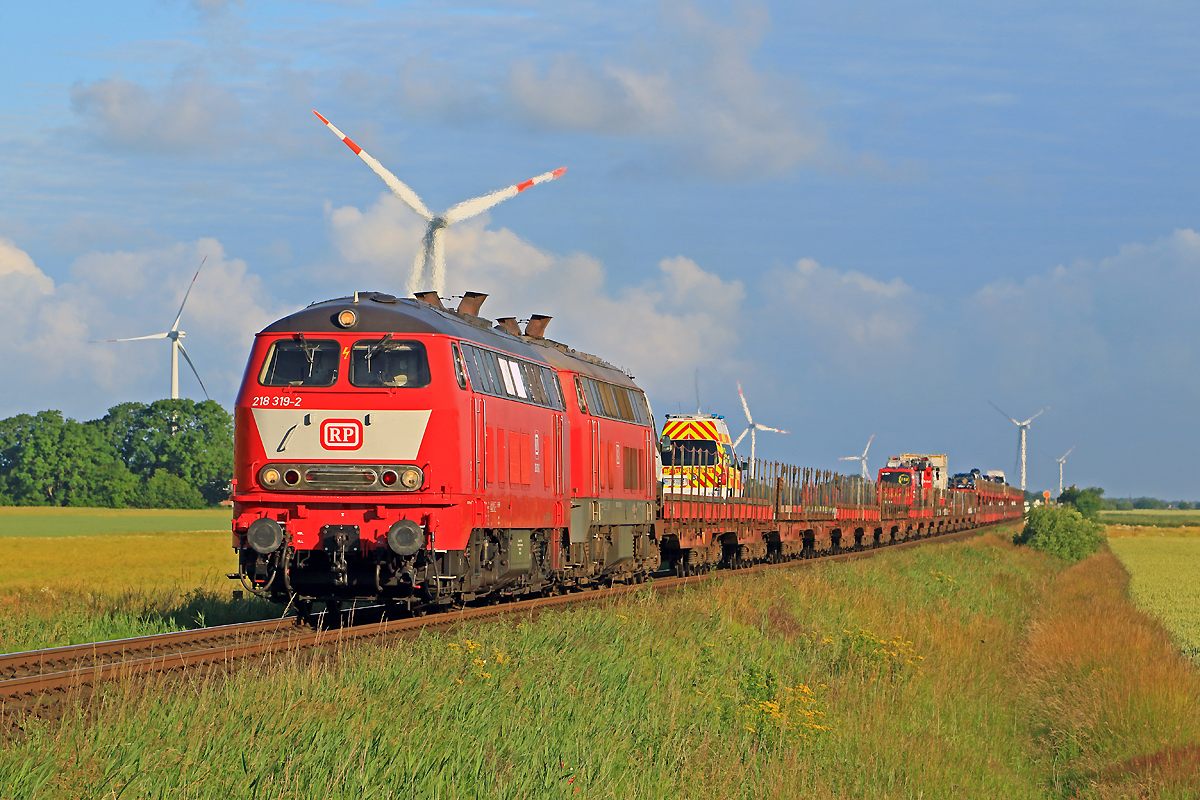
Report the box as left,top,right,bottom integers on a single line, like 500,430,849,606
363,333,394,366
294,332,318,377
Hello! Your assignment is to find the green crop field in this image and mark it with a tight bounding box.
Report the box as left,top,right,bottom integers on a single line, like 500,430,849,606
0,508,277,654
0,506,231,537
1099,508,1200,528
4,527,1200,798
1109,537,1200,663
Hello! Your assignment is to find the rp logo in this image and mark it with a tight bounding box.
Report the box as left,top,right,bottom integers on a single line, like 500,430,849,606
320,418,363,450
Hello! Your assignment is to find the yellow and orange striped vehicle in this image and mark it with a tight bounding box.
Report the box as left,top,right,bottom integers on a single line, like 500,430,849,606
659,414,745,498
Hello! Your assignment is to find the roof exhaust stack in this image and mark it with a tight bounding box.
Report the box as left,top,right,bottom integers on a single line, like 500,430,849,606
524,315,552,339
414,291,444,309
495,317,521,336
457,292,488,316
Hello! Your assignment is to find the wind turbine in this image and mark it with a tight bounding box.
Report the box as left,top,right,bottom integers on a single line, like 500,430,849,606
839,434,875,479
732,381,789,467
313,111,566,297
1055,445,1076,495
91,258,209,401
989,401,1050,492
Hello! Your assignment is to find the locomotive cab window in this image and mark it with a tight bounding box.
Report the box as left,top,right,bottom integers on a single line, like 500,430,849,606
350,338,431,388
259,337,340,387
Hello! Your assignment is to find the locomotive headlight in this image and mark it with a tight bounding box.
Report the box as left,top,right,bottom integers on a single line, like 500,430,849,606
246,518,284,555
260,467,281,487
398,466,423,490
336,308,358,328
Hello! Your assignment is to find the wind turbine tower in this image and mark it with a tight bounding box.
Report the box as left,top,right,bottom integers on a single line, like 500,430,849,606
314,111,566,296
989,401,1050,492
839,434,875,479
1055,446,1076,495
92,258,210,401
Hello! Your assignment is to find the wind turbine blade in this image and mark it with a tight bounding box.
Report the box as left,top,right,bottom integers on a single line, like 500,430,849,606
1060,445,1076,461
863,433,874,458
755,424,789,434
430,226,447,296
313,111,433,221
838,456,860,461
442,167,567,224
732,428,749,449
737,381,752,424
170,256,206,332
91,332,171,343
1023,406,1052,425
988,400,1020,426
176,343,209,400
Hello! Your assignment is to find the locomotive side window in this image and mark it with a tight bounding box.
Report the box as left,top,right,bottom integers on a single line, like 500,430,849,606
349,339,431,388
259,337,340,387
457,343,564,410
578,377,647,425
541,368,565,410
451,343,468,390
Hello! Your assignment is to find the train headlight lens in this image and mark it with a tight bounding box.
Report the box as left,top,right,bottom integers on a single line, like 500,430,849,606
386,519,424,556
261,468,281,487
336,308,357,328
398,466,423,490
283,469,301,486
247,518,284,554
380,470,398,486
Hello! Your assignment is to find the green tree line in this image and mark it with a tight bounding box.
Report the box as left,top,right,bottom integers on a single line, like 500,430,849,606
0,400,232,509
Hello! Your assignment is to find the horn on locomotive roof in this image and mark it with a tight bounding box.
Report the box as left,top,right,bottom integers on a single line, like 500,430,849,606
495,317,521,336
414,291,445,309
457,292,487,316
313,111,566,297
524,315,552,339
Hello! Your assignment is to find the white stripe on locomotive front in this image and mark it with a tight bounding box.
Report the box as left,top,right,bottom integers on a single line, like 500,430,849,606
252,408,432,461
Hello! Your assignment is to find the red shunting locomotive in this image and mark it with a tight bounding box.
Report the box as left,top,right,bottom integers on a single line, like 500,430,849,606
231,290,660,613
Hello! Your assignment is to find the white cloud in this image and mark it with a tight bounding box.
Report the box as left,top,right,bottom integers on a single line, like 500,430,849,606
69,74,242,154
0,237,54,295
505,0,828,178
324,193,745,397
761,257,927,380
0,238,288,417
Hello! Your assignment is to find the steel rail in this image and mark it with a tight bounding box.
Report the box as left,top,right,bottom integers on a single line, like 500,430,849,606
0,521,1015,714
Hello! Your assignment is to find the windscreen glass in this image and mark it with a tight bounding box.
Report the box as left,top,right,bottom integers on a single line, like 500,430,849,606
258,338,340,387
879,471,912,486
661,440,719,467
350,339,431,388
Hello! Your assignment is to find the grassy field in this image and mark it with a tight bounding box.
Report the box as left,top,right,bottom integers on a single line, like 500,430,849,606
0,506,231,537
0,508,277,654
3,526,1199,798
1099,508,1200,528
1108,537,1200,663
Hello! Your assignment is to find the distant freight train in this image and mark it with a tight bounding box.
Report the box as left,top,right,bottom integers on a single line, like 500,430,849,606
228,291,1025,616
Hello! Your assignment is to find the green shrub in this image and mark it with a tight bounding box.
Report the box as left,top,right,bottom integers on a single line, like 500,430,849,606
1015,506,1106,562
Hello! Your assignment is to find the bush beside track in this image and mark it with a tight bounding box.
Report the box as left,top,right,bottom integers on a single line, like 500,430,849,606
5,524,1200,799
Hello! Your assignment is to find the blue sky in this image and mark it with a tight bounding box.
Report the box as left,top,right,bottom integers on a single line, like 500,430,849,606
2,0,1198,498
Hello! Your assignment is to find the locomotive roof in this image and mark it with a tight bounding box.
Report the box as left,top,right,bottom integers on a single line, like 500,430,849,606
260,292,639,389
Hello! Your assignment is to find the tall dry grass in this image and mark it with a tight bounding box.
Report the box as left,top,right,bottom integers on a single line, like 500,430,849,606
1022,551,1200,797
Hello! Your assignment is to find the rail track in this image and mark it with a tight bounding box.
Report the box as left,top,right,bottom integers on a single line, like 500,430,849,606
0,522,1012,717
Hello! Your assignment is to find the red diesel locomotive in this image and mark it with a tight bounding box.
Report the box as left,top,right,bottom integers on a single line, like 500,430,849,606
231,290,660,613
